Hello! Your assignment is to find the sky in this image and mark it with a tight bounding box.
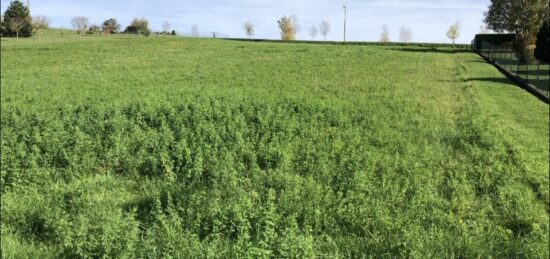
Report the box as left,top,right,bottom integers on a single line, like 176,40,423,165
1,0,491,43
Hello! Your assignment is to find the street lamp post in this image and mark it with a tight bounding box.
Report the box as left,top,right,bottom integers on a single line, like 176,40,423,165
343,5,347,42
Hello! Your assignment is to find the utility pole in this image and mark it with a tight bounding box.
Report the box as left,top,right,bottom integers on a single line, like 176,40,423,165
27,0,30,12
343,5,347,42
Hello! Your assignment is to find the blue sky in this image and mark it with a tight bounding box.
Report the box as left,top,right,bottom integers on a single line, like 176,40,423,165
1,0,490,43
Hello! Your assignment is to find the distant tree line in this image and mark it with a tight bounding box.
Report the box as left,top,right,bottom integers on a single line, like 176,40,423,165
0,0,174,39
0,1,454,44
4,0,546,55
265,15,332,41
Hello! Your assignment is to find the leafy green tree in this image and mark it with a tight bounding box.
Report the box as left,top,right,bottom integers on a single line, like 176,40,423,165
484,0,549,63
2,0,33,38
124,17,150,37
102,18,121,34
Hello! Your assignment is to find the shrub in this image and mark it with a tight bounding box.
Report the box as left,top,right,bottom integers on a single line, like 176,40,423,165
86,24,101,34
124,17,150,37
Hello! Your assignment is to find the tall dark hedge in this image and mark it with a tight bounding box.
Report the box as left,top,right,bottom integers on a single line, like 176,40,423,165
473,34,515,50
2,0,33,37
535,20,549,63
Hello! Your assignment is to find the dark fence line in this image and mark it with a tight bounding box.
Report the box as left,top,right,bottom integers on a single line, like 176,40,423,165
222,38,471,48
472,40,549,103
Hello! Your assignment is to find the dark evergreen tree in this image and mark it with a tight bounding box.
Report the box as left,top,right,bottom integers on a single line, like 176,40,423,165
2,0,33,37
535,20,549,63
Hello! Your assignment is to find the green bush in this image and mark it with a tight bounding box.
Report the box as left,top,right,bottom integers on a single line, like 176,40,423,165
86,24,101,35
124,17,150,37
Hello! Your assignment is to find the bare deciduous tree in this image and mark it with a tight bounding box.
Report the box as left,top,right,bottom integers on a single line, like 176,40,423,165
290,15,301,34
9,17,25,38
191,25,199,37
243,21,254,38
319,21,331,41
380,24,390,43
309,25,318,40
163,20,171,35
33,15,50,39
399,26,412,42
278,16,295,41
446,21,461,44
479,25,489,34
72,16,89,36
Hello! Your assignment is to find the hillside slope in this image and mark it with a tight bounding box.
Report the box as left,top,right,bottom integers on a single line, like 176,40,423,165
1,37,548,258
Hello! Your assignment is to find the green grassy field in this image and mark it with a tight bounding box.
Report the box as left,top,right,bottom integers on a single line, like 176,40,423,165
1,33,549,258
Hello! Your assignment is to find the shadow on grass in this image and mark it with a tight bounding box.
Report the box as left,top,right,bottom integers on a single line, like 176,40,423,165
465,77,517,85
389,47,473,54
466,77,550,95
527,79,550,92
465,59,489,64
516,69,550,77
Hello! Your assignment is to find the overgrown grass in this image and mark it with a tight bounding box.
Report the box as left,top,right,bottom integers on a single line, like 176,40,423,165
1,35,548,258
